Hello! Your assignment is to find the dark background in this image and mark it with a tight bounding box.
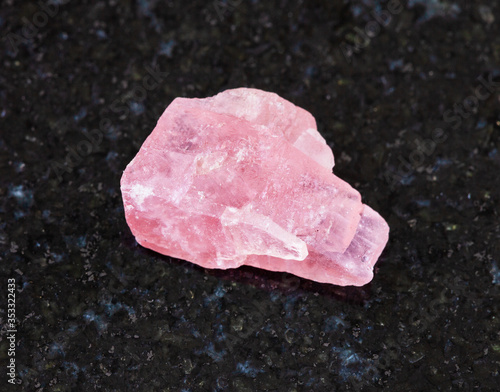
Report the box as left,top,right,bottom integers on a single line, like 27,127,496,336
1,0,499,391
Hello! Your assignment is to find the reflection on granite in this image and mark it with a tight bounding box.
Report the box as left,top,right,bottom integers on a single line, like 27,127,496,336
0,0,499,391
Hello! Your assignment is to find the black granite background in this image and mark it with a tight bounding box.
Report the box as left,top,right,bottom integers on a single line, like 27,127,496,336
1,0,499,391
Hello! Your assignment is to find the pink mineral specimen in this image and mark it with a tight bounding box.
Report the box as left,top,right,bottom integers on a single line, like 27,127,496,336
120,88,389,286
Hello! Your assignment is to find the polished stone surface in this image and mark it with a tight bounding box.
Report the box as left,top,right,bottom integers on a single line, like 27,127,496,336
1,0,499,391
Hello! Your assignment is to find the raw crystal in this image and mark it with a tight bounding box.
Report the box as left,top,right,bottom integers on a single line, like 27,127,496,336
121,88,389,286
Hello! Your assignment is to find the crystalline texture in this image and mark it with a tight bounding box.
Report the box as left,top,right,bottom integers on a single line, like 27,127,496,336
121,88,389,286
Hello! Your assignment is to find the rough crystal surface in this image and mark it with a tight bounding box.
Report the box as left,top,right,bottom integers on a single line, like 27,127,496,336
121,88,389,286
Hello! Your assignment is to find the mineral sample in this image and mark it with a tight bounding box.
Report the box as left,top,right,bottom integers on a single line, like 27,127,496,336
121,88,389,286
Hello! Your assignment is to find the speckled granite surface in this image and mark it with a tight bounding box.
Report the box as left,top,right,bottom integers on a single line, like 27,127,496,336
1,1,499,391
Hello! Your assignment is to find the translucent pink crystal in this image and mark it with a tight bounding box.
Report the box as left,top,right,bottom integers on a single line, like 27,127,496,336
121,88,389,286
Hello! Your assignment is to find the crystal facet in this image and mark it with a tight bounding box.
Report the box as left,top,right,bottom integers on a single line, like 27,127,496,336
121,88,389,286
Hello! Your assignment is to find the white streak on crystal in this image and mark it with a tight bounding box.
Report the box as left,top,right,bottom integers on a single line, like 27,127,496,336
129,184,154,206
221,206,308,260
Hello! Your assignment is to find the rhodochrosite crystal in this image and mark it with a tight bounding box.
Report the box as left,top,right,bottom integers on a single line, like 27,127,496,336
121,88,389,286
